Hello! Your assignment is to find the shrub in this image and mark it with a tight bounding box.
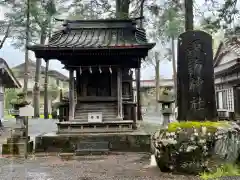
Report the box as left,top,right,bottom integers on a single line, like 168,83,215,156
152,121,240,174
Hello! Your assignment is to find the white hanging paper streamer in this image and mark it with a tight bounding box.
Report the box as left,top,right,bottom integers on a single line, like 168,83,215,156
128,69,131,75
79,66,82,75
89,66,92,74
99,66,102,74
109,66,112,74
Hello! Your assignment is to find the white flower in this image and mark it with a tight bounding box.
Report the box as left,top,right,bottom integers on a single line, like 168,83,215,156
193,128,197,133
170,132,175,136
201,126,207,135
161,138,177,145
190,136,195,141
199,139,206,144
208,132,211,136
203,145,207,150
186,145,198,152
194,132,199,136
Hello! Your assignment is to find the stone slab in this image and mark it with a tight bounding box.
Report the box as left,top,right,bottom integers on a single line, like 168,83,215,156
75,149,109,156
2,140,33,155
35,131,151,153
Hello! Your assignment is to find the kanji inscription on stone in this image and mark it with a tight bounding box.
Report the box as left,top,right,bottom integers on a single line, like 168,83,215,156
177,30,217,121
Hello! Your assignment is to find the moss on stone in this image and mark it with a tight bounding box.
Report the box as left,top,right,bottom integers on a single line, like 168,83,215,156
167,121,230,132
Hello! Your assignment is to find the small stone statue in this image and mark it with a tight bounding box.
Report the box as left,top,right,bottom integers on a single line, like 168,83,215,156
158,89,175,128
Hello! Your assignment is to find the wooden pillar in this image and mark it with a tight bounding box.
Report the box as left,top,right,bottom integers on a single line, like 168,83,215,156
44,59,49,119
117,68,123,119
233,85,240,120
136,68,142,120
69,69,75,120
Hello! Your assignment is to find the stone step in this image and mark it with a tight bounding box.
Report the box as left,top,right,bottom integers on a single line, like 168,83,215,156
75,149,109,156
2,141,33,155
7,136,30,143
74,114,116,117
76,105,117,108
75,109,117,112
74,111,116,115
75,141,109,156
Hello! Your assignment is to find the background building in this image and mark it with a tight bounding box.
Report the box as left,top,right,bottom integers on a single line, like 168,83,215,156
11,60,69,114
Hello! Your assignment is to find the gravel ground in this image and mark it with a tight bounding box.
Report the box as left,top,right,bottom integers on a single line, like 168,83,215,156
0,153,198,180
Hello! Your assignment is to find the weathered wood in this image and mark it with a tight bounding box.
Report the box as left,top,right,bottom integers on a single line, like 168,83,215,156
117,68,123,118
136,68,141,120
69,69,75,120
177,31,217,121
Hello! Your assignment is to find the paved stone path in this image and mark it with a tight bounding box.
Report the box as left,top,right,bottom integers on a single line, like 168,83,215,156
0,153,197,180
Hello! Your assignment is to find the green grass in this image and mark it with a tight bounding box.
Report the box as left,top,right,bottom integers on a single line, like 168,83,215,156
200,164,240,180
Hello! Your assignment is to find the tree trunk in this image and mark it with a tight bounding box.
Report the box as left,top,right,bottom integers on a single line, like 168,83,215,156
44,60,49,119
155,59,160,112
171,37,177,97
116,0,129,18
33,33,46,118
184,0,193,31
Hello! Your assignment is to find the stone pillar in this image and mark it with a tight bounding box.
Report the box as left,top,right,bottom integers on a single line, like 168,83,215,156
69,69,75,120
117,68,123,119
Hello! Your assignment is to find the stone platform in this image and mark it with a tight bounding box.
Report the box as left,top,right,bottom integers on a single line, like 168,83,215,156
35,130,151,153
56,120,134,134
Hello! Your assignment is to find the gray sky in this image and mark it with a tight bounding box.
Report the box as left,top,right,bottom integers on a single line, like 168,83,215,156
0,0,215,80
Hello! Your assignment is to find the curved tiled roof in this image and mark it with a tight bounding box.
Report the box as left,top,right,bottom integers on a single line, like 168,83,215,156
28,19,155,51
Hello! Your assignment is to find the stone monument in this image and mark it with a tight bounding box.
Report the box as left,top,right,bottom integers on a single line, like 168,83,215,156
177,30,218,121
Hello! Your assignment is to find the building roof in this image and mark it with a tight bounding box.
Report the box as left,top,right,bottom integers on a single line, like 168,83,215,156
0,58,21,88
28,19,155,51
48,70,68,81
12,59,46,73
213,37,240,76
12,60,68,81
214,37,240,67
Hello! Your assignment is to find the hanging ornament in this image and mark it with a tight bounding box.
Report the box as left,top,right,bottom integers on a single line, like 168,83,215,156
89,66,92,74
128,69,131,75
109,66,112,74
99,66,102,74
79,66,82,75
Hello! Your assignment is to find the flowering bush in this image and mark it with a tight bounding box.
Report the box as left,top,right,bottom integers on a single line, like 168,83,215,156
152,121,240,174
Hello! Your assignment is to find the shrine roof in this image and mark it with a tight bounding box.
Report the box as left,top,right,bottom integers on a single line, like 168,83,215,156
0,58,21,88
27,19,155,51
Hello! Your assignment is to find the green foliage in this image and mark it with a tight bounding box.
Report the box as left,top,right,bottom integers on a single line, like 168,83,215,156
167,121,230,132
2,0,68,49
201,0,240,35
10,91,30,109
200,164,240,179
4,88,18,109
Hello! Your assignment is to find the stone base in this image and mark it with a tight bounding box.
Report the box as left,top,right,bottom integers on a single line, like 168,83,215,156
35,131,151,153
2,141,33,155
57,120,133,134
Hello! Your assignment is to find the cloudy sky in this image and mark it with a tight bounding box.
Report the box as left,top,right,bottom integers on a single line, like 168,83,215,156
0,0,216,80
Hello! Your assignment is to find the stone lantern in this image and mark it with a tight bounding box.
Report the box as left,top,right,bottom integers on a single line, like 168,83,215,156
158,89,175,128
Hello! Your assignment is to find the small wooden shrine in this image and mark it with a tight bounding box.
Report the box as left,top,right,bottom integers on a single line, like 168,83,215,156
0,58,21,121
28,18,155,133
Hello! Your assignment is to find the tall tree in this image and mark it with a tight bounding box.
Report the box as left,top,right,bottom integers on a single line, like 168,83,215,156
2,0,68,117
158,4,184,95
